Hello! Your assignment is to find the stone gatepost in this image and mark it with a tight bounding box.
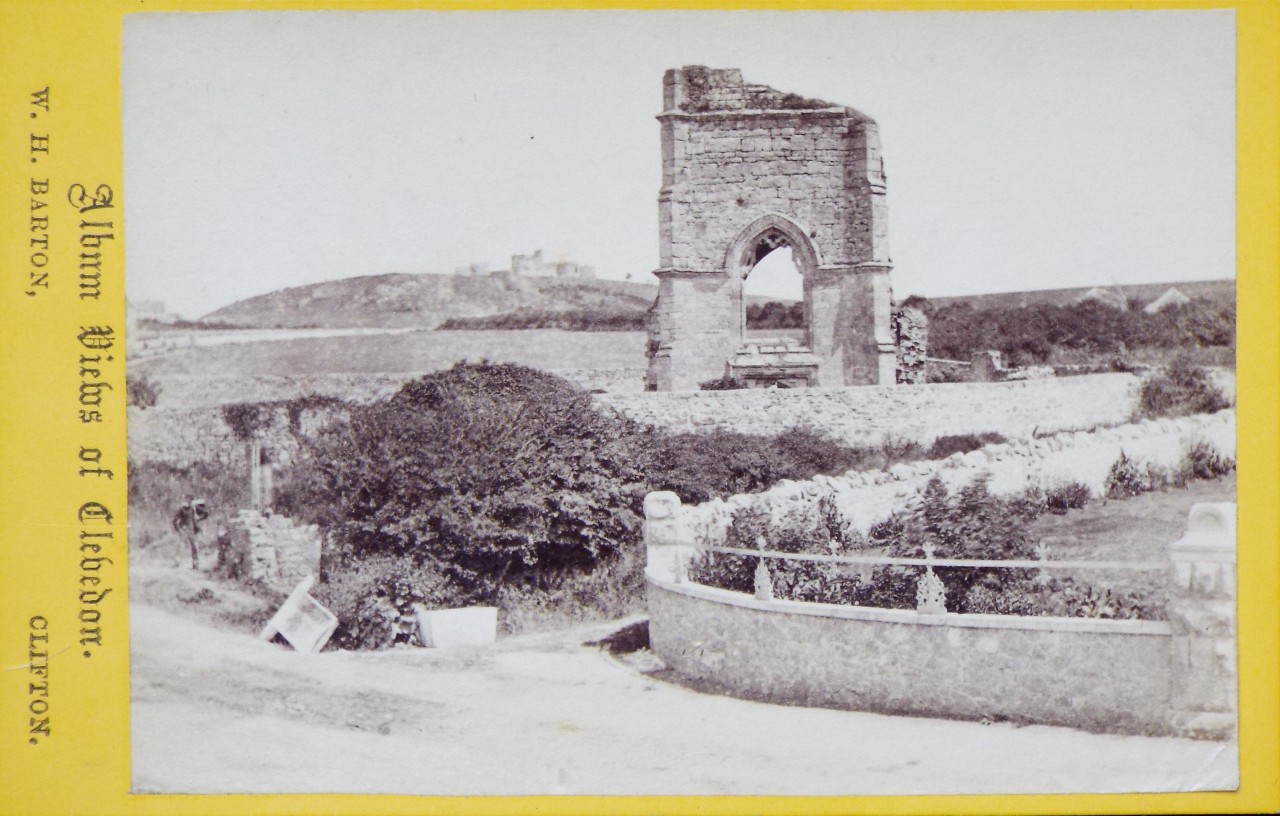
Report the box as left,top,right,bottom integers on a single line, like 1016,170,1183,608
247,440,274,509
1166,502,1236,739
970,350,1004,382
643,491,690,582
892,305,929,385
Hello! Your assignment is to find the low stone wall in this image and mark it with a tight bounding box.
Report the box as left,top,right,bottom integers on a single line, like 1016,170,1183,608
646,502,1237,738
142,373,409,411
147,368,647,411
128,402,342,468
560,367,647,393
597,373,1144,446
676,410,1235,543
129,369,646,467
648,579,1174,734
226,510,322,594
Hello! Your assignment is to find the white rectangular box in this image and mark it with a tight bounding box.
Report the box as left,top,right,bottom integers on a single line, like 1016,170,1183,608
415,605,498,648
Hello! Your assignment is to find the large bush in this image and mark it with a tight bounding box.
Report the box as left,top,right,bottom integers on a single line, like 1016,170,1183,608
277,363,652,641
1136,357,1232,419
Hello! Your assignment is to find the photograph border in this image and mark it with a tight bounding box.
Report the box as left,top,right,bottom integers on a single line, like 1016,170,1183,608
0,0,1275,814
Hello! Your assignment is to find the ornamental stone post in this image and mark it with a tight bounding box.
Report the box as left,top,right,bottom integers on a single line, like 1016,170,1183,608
643,491,688,582
1166,502,1236,739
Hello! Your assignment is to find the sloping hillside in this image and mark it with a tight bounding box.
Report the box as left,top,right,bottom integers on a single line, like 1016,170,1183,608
201,273,662,329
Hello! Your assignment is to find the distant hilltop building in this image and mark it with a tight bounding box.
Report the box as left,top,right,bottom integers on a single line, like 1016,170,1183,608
1143,287,1192,314
455,250,596,280
126,298,178,332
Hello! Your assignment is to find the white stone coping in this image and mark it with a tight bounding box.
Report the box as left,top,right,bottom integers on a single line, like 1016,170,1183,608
648,576,1172,636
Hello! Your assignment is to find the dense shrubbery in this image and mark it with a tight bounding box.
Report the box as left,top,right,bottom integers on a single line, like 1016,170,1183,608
689,473,1158,618
691,435,1233,621
1104,452,1151,499
1045,481,1091,514
963,576,1162,620
438,308,645,331
745,301,805,329
1105,441,1235,499
698,374,747,391
924,432,1006,459
922,298,1234,367
690,476,1047,613
312,552,452,650
126,371,162,409
1136,357,1232,419
1182,439,1236,480
639,427,925,506
276,363,651,644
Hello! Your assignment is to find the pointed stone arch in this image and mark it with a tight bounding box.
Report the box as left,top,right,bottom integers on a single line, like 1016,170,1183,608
725,213,822,280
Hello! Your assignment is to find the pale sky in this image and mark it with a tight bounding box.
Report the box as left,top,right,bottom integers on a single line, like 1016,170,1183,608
122,9,1235,319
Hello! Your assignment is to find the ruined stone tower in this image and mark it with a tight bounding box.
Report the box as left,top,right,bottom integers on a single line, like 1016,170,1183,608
647,66,894,391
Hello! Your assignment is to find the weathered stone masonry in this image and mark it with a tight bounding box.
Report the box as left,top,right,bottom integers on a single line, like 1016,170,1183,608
648,66,894,391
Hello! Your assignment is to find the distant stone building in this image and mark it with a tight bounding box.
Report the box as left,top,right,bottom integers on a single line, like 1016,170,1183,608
511,250,544,277
126,299,177,333
555,261,596,280
455,250,596,280
646,66,895,392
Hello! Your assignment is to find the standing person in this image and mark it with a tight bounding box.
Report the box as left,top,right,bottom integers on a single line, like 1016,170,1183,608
172,497,209,569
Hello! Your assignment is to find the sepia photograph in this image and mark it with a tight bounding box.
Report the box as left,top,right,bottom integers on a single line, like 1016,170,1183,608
122,9,1239,796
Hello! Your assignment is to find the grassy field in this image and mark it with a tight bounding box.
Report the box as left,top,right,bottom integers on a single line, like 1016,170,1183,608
1028,473,1235,562
135,329,647,379
1019,472,1236,606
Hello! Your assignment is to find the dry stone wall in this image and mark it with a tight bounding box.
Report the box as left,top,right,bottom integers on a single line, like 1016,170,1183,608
599,373,1143,448
226,509,322,594
129,369,646,467
674,409,1235,547
146,368,647,411
128,402,341,468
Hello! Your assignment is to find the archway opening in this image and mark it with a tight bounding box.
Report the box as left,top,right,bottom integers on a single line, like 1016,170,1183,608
743,244,806,344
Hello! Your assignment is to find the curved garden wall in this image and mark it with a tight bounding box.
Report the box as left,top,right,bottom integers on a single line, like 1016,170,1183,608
643,413,1237,739
647,578,1174,734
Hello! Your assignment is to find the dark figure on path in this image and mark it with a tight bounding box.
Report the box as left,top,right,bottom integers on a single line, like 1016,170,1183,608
172,498,209,569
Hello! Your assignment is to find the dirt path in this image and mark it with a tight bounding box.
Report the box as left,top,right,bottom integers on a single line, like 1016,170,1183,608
130,603,1236,796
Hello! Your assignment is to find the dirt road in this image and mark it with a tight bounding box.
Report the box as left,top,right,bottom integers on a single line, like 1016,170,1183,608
130,602,1236,796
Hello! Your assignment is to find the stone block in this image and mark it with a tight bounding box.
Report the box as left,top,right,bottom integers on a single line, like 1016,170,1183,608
415,606,498,648
259,575,338,654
